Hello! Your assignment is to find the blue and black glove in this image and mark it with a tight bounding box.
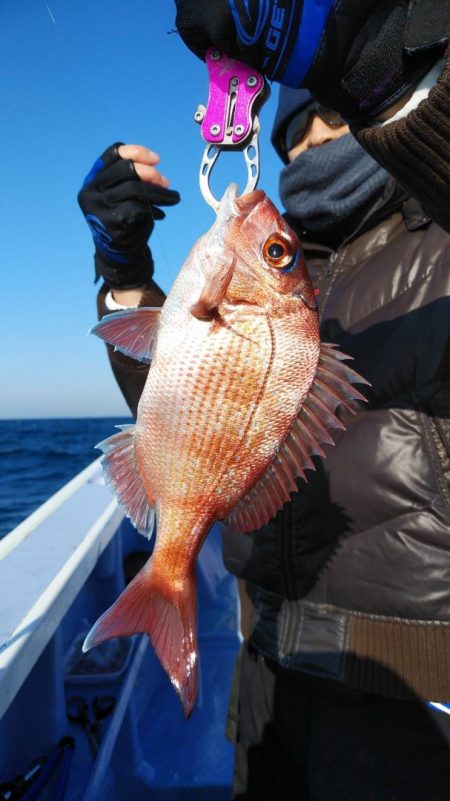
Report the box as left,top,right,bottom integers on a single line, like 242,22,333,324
78,143,180,289
175,0,448,124
175,0,307,88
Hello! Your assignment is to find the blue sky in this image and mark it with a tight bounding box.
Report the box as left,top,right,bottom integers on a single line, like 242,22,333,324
0,1,282,418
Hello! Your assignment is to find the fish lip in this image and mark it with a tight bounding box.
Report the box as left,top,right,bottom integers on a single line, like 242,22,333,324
206,182,267,258
235,189,266,215
216,183,239,223
206,184,239,254
216,184,266,222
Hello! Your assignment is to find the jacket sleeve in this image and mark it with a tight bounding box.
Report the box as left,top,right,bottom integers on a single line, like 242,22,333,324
96,280,166,419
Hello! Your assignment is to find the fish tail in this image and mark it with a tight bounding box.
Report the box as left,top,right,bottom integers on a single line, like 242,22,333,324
83,564,198,717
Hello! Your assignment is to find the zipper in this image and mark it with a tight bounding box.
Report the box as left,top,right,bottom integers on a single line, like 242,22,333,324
326,252,336,277
317,248,343,317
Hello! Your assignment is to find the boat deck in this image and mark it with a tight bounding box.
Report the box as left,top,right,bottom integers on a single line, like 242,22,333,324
0,460,241,800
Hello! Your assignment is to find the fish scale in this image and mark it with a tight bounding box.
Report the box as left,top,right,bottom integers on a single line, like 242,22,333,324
84,184,369,716
141,313,273,511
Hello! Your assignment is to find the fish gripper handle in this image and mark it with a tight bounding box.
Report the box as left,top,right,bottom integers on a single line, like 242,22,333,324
196,49,266,147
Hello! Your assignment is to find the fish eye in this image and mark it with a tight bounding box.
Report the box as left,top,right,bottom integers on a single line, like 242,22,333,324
262,234,298,271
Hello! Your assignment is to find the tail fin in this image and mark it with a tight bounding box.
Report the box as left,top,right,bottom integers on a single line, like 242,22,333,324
83,564,198,717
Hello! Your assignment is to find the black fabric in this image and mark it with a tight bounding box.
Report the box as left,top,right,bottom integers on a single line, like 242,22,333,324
231,645,450,801
296,0,447,124
404,0,450,52
78,143,180,289
343,2,440,120
175,0,305,83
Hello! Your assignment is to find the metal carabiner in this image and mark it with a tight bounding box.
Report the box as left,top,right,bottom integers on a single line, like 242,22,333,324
194,48,270,212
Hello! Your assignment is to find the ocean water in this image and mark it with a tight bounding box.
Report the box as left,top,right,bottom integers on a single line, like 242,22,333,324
0,417,131,539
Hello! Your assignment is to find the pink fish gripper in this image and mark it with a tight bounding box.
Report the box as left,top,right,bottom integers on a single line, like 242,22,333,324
194,48,270,212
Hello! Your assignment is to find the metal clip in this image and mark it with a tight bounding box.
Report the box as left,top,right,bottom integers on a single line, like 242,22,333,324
194,48,270,212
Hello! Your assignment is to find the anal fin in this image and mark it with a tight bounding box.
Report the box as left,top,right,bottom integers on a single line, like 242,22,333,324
97,424,155,537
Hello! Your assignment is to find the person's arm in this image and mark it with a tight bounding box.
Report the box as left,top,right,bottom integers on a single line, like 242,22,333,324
95,280,165,418
175,0,450,231
78,143,181,417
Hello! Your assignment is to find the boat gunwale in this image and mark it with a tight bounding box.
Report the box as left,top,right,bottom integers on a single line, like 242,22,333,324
0,459,125,721
0,457,104,561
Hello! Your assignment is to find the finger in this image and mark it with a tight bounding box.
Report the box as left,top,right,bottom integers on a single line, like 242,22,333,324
100,142,124,167
118,144,160,166
142,185,181,207
133,162,170,188
92,159,139,189
106,180,180,208
89,158,167,190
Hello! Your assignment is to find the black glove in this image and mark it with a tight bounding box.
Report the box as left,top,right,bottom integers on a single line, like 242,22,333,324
175,0,304,86
78,143,180,289
175,0,448,123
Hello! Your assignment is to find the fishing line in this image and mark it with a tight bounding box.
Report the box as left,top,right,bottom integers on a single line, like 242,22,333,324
38,0,85,81
42,0,56,25
152,219,173,291
141,178,174,291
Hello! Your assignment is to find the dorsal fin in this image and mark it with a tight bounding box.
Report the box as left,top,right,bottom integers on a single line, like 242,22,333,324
90,307,161,363
226,342,369,533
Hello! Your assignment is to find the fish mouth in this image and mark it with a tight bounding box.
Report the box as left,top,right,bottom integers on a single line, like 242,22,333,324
207,183,267,256
217,183,266,222
235,189,266,214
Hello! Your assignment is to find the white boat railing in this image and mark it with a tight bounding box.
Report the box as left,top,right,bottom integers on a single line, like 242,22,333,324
0,458,124,722
0,458,108,560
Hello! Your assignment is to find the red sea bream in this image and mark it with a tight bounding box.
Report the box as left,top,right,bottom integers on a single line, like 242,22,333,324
83,184,367,716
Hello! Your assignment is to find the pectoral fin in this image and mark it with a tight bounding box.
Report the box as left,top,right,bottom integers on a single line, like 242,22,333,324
190,253,236,321
90,307,161,362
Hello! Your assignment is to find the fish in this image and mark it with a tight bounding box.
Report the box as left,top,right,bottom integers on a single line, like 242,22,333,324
83,184,368,717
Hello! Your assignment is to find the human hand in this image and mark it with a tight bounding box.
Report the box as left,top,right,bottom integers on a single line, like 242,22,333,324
175,1,447,125
175,0,306,85
78,142,180,289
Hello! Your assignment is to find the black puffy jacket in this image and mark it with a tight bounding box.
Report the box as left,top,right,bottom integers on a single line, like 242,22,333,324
223,199,450,701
